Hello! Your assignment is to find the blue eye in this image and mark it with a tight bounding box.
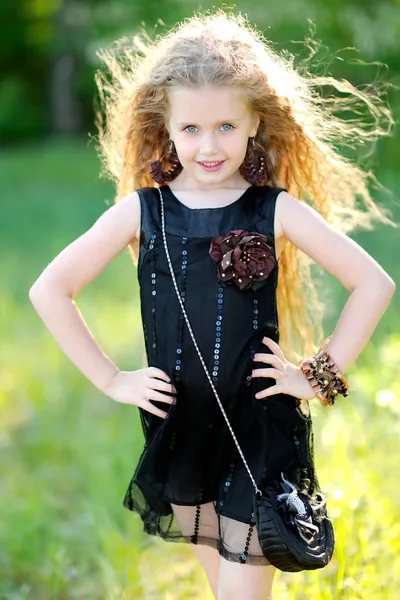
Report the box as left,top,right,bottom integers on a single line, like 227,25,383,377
183,123,235,133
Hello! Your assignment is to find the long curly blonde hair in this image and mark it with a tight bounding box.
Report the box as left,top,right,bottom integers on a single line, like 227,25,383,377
93,9,395,361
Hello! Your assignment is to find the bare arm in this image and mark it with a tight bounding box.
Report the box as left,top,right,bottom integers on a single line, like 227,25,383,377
276,192,396,371
29,192,141,394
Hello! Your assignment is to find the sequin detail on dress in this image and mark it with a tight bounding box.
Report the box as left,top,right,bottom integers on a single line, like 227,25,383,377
246,292,259,387
174,236,188,383
221,453,236,507
149,229,158,361
212,283,224,382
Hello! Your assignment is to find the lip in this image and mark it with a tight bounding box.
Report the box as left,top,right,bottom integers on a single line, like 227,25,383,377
197,160,226,172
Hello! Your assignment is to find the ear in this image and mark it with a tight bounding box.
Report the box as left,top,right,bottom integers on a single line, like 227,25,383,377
164,116,171,137
250,113,261,137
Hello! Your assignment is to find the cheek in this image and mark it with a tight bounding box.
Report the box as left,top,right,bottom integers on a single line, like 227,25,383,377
223,131,248,156
175,137,197,161
237,131,251,154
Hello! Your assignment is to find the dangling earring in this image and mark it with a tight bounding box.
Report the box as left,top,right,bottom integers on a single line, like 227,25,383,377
244,137,267,185
150,139,183,185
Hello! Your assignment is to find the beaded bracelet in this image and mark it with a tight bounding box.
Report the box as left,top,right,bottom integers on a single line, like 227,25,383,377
299,336,349,407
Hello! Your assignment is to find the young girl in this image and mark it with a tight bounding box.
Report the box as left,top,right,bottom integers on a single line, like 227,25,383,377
29,10,396,600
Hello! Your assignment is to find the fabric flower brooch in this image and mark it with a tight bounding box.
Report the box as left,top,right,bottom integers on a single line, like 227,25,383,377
209,229,276,291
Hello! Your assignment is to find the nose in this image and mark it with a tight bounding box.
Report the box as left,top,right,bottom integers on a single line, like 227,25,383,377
199,132,219,156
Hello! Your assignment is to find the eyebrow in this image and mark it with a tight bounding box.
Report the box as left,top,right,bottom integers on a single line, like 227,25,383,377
176,118,243,126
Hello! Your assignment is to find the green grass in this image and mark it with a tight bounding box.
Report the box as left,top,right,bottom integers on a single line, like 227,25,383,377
0,137,399,599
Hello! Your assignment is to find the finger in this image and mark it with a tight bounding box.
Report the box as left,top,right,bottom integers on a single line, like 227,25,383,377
255,384,284,399
146,389,177,405
147,366,172,383
139,399,169,419
150,377,177,394
253,353,284,371
252,367,283,380
261,337,286,361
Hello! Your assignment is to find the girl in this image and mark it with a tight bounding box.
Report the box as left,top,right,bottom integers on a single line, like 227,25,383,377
29,10,396,600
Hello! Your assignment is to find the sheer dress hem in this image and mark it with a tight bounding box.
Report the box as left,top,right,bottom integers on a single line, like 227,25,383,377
123,481,272,566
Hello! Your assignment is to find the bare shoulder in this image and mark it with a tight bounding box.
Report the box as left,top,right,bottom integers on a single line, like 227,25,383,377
272,189,289,260
274,190,395,292
274,190,305,240
110,190,141,241
89,189,141,249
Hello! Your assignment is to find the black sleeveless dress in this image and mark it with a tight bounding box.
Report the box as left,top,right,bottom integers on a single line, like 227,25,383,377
123,183,320,565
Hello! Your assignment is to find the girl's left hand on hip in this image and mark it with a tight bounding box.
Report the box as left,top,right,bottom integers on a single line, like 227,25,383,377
251,336,315,401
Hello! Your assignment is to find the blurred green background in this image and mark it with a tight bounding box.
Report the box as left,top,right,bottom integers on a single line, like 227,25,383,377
1,1,399,598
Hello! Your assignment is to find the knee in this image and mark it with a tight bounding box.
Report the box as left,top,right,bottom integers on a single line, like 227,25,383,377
218,589,274,600
189,543,220,598
207,571,219,599
218,588,274,600
217,560,276,600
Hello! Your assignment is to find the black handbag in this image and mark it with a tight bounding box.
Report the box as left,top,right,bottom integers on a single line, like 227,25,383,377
253,473,335,571
157,187,335,572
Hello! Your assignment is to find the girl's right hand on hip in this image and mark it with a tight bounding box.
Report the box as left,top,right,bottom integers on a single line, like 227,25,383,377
103,367,177,419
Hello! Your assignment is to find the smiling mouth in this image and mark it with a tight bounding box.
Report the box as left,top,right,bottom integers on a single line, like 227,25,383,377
197,160,225,166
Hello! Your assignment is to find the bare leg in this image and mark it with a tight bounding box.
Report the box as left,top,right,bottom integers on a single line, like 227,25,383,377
217,556,277,600
171,501,221,597
189,542,221,598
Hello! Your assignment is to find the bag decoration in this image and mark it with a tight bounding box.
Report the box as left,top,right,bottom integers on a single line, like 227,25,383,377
209,229,275,290
254,472,335,572
157,187,335,572
275,472,323,543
